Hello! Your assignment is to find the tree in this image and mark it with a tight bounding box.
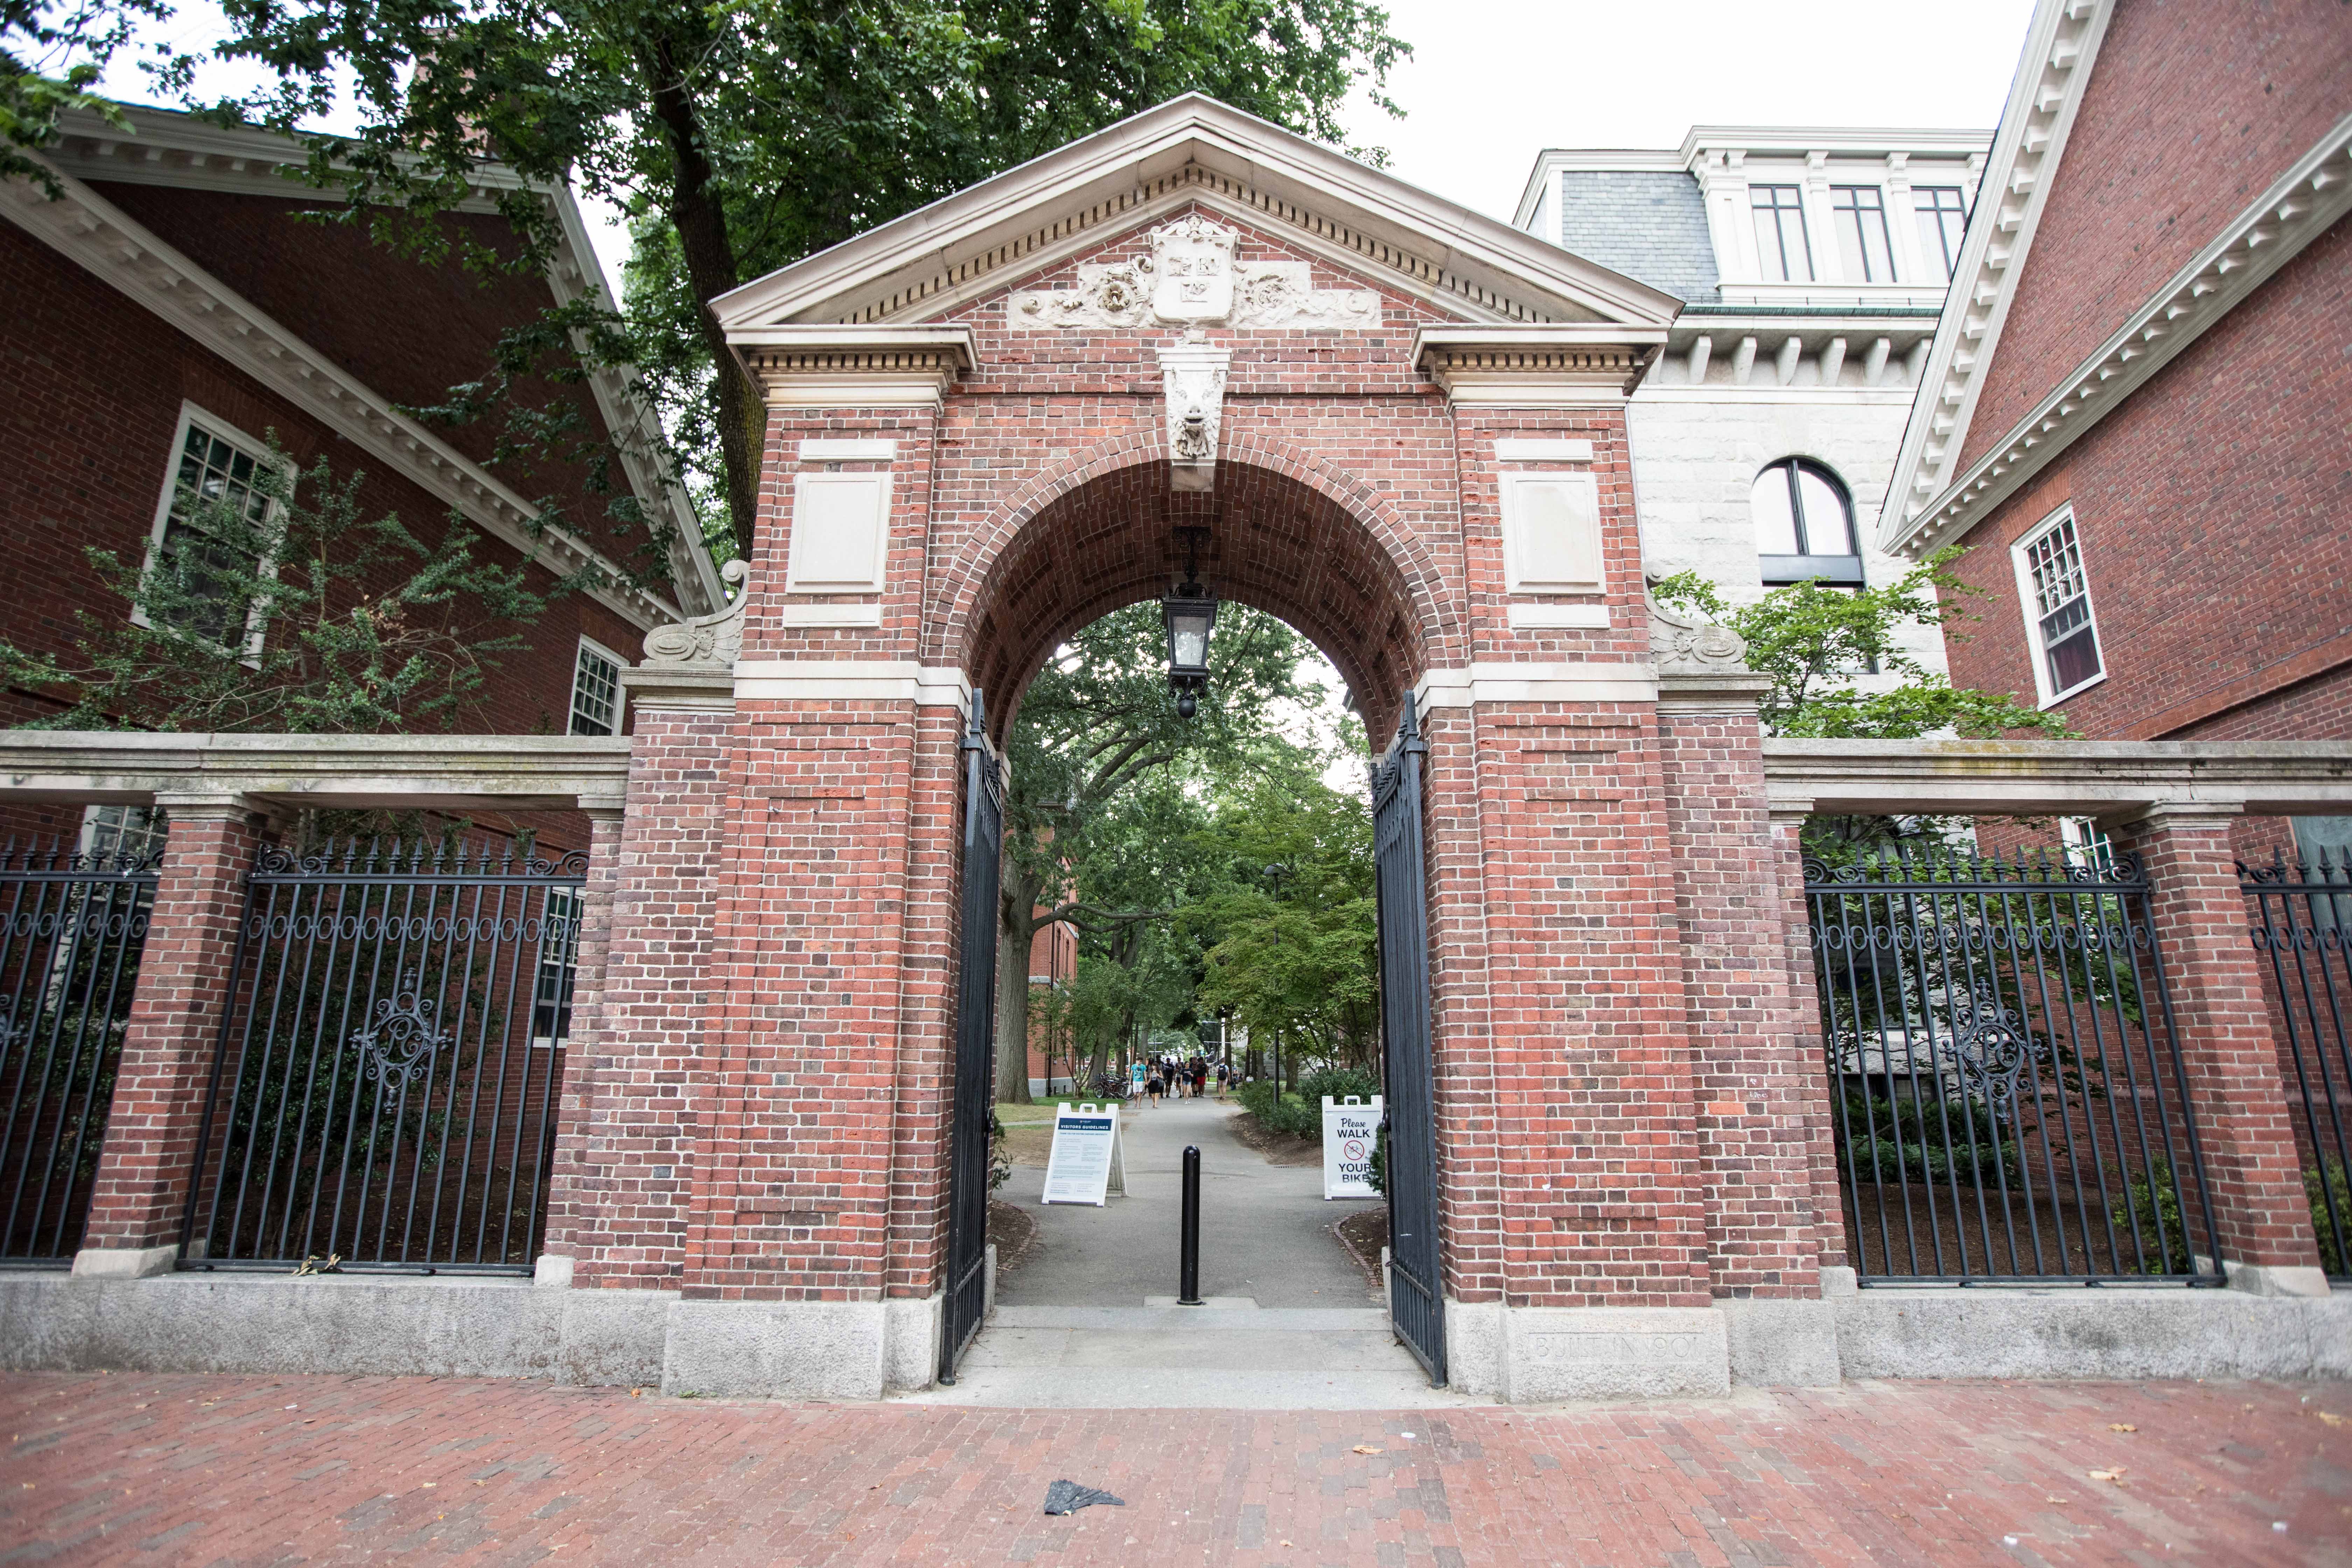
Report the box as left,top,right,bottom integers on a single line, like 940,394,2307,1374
4,0,166,195
1186,744,1378,1080
0,443,556,733
119,0,1408,560
993,600,1318,1101
1651,546,2076,855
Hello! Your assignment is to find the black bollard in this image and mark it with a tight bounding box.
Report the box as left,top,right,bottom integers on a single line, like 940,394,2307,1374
1177,1144,1203,1305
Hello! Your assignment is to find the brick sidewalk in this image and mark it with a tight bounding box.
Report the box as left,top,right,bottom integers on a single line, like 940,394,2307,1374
1,1372,2346,1565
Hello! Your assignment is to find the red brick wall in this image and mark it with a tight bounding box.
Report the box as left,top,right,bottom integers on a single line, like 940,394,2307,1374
1959,0,2352,472
1940,218,2352,742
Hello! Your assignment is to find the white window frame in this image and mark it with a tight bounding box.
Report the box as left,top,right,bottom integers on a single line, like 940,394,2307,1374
2009,504,2108,708
136,401,287,665
530,885,581,1048
568,635,625,736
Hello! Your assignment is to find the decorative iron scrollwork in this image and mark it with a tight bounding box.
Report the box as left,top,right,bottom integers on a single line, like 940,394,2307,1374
1949,996,2031,1115
352,971,453,1088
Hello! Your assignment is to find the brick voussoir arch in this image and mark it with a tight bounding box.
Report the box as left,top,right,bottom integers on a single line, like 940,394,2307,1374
925,429,1466,731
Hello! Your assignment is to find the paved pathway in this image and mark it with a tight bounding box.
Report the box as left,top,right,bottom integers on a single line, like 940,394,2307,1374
4,1370,2347,1564
996,1093,1376,1308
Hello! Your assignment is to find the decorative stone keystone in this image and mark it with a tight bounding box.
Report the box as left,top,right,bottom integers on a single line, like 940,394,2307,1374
1158,334,1231,493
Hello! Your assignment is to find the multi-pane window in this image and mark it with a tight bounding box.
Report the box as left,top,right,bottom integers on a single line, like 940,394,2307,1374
1914,187,1968,281
1749,184,1813,282
2018,510,2104,701
531,887,580,1044
148,417,275,649
1752,458,1862,585
1832,186,1897,282
568,639,622,736
81,805,167,864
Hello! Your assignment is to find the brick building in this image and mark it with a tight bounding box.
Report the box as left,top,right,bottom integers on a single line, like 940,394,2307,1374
1882,0,2352,852
0,102,725,853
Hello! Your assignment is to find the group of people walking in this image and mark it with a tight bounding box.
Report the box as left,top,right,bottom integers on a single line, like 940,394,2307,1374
1142,1056,1228,1106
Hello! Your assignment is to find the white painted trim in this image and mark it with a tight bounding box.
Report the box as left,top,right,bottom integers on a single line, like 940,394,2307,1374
798,439,899,462
1888,110,2352,556
1506,603,1611,630
135,401,287,665
1633,387,1921,407
1413,661,1659,709
733,660,972,711
0,162,689,629
1880,0,2117,549
2009,504,2107,708
774,602,885,628
1493,439,1594,462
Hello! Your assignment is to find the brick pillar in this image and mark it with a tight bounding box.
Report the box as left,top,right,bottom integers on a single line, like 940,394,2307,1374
536,804,625,1287
1655,682,1823,1300
2118,803,2329,1295
73,795,259,1277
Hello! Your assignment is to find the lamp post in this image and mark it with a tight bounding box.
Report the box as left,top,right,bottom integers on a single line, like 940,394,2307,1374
1162,526,1217,718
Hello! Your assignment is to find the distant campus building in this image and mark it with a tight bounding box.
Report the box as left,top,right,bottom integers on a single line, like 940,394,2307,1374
0,0,2346,1404
1514,125,1986,690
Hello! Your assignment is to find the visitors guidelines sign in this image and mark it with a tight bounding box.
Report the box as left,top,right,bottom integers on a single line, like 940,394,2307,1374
1041,1103,1126,1206
1323,1095,1382,1199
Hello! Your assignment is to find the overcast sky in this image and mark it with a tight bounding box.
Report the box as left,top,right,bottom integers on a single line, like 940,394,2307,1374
1340,0,2035,222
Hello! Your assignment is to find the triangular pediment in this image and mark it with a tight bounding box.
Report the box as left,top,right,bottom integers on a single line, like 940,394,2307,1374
711,95,1681,334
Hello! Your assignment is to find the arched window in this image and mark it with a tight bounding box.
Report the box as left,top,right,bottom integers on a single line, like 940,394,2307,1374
1752,458,1863,586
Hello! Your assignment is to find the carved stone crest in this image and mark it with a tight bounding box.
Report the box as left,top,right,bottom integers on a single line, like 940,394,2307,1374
1646,591,1751,675
1009,215,1379,331
643,558,750,668
1158,335,1230,493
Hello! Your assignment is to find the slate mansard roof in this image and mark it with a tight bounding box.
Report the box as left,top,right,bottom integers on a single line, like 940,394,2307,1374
1552,171,1720,306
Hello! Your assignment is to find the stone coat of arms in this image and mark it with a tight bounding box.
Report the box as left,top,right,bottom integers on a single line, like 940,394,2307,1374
1011,215,1378,330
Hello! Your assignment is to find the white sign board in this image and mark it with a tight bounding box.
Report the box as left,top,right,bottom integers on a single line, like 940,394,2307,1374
1323,1094,1383,1200
1041,1103,1126,1206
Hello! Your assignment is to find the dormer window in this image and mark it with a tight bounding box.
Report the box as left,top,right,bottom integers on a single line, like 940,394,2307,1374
1832,187,1896,281
1753,458,1863,585
1749,185,1814,282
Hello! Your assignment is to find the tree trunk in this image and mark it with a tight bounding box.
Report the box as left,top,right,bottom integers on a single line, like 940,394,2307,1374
636,29,764,552
994,840,1039,1104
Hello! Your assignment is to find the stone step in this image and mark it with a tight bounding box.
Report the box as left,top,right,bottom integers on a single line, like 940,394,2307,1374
895,1365,1486,1410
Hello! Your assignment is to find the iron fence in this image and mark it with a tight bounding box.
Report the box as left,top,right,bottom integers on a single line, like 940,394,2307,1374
0,840,160,1262
2239,848,2352,1279
1806,842,2220,1285
181,838,586,1274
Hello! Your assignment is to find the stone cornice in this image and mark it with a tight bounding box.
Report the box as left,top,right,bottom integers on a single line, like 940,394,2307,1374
1412,326,1668,404
729,326,977,407
710,95,1681,337
0,732,632,812
1,160,691,629
1880,0,2115,550
1762,737,2352,820
1884,110,2352,558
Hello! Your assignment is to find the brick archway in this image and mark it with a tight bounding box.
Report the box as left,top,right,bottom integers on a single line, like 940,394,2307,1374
933,435,1459,748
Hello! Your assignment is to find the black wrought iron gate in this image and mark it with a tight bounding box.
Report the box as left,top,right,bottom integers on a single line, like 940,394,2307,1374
1373,694,1444,1385
941,694,1003,1382
0,839,160,1262
2240,848,2352,1279
181,838,586,1273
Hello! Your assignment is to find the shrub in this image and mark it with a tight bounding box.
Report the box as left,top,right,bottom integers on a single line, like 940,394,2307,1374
1235,1079,1320,1138
1834,1092,2018,1185
2111,1160,2192,1275
1296,1066,1380,1106
2308,1160,2351,1276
